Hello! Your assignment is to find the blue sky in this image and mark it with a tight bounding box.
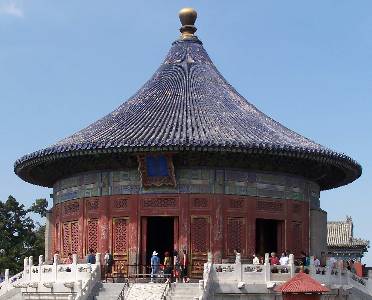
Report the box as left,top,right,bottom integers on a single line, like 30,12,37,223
0,1,371,263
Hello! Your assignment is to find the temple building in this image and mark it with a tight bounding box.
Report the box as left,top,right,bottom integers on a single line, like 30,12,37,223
14,8,362,276
327,216,369,261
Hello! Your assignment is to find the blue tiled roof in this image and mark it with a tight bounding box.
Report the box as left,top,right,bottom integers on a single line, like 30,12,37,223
14,37,361,188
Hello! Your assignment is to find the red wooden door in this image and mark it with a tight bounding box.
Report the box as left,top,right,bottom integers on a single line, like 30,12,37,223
190,216,210,278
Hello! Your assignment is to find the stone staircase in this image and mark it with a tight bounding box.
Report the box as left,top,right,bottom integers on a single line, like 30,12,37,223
0,289,22,300
92,282,127,300
166,283,201,300
125,283,167,300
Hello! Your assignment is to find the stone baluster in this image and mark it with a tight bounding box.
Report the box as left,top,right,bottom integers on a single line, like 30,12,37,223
289,254,295,278
72,254,78,281
4,269,9,286
207,252,213,263
234,252,242,282
95,253,101,278
76,280,83,298
199,279,204,291
95,253,101,265
28,256,33,281
53,253,59,282
23,257,29,279
264,253,270,282
38,255,44,281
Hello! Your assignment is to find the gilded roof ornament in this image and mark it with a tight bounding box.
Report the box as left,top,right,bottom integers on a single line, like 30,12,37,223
179,7,197,39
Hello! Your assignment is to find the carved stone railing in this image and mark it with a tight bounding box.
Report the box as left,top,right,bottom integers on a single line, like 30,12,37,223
199,252,213,300
0,269,24,297
0,253,101,300
202,253,372,297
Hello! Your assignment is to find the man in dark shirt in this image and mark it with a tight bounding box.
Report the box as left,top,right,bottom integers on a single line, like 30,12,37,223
87,248,96,264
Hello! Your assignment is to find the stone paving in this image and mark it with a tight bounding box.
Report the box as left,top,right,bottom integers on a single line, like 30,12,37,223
166,283,201,300
126,283,167,300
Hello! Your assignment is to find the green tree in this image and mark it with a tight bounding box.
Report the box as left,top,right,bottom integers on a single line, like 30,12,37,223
0,196,47,275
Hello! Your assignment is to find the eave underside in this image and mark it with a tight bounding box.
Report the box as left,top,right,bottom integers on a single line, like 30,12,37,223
14,148,361,189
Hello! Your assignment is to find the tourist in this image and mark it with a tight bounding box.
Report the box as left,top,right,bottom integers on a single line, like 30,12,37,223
314,256,321,273
163,251,172,282
181,249,189,283
86,248,96,264
328,256,337,269
64,252,73,264
150,250,160,283
300,251,310,267
104,250,114,277
320,251,327,267
253,254,260,265
173,250,180,283
233,249,241,264
279,252,289,266
269,252,279,265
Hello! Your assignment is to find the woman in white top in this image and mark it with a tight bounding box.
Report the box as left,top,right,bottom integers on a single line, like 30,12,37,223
279,252,289,265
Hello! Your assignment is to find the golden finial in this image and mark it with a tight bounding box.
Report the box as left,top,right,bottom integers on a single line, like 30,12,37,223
179,7,197,38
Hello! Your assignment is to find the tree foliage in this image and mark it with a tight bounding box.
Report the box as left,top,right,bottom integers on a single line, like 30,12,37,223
0,196,47,275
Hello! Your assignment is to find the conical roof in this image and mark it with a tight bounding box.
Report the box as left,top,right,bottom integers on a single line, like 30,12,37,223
275,272,330,293
14,9,361,188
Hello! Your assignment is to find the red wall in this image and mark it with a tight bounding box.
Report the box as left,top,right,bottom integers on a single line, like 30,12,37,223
51,194,309,270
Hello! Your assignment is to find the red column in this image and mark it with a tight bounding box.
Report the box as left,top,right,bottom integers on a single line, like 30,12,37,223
212,194,223,263
98,196,110,255
179,194,190,253
128,195,139,266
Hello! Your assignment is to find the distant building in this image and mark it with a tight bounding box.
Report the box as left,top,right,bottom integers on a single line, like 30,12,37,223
327,216,369,261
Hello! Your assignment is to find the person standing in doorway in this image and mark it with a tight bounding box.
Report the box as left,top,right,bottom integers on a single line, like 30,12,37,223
181,249,189,283
150,250,160,283
163,251,172,282
104,250,114,279
173,250,180,283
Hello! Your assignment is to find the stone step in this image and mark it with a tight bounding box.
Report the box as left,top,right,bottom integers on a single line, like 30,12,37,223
92,282,127,300
167,283,201,300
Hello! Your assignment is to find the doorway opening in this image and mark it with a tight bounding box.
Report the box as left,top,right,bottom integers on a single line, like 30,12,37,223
255,219,279,256
146,217,174,265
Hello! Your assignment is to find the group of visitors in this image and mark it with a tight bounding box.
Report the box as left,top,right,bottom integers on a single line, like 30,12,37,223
150,249,189,283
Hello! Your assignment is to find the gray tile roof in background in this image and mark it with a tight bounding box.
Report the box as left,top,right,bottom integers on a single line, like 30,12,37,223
327,216,369,248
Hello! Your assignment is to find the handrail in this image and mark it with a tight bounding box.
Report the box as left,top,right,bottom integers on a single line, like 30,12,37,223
160,280,171,300
116,281,129,300
0,270,24,296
